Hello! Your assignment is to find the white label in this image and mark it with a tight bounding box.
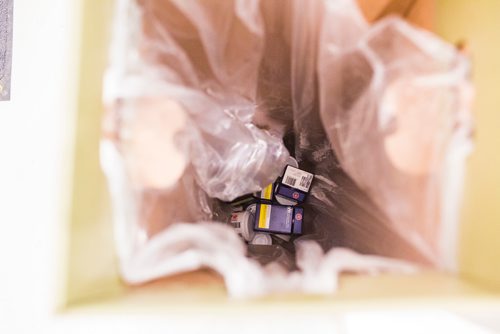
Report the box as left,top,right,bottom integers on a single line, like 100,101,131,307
230,210,254,241
286,206,293,224
230,212,246,233
282,166,314,192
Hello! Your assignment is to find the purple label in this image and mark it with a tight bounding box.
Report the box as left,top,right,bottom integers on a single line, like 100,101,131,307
292,207,303,234
254,204,303,235
276,183,307,202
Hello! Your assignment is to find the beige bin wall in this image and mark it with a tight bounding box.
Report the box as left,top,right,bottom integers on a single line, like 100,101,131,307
435,0,500,291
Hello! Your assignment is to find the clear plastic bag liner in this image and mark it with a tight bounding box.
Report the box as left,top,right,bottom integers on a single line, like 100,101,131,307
316,4,473,268
101,0,472,297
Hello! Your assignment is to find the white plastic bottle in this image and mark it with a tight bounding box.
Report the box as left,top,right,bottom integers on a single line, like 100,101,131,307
228,204,256,242
250,233,273,245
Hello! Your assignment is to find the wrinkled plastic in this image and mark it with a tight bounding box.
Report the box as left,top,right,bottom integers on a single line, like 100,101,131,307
316,6,473,268
101,0,472,297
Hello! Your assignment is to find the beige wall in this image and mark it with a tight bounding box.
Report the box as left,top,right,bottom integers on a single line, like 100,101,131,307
0,0,84,327
436,0,500,289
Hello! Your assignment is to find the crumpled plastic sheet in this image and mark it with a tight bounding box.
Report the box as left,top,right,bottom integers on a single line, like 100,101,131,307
116,222,416,298
101,0,473,298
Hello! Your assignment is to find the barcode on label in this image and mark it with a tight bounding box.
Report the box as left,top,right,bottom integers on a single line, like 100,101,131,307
285,176,297,187
299,174,313,190
232,222,241,229
282,165,314,192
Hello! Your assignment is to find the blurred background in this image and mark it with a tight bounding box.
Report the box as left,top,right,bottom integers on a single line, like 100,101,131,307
0,0,499,333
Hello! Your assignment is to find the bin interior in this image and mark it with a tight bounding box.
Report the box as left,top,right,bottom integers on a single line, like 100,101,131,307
61,0,500,312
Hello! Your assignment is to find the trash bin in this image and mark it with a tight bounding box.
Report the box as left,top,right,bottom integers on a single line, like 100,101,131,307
61,0,500,314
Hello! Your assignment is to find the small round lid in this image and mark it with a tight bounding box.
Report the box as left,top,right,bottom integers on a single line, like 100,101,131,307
286,156,299,168
274,182,298,206
250,233,272,245
275,194,298,206
274,234,291,242
241,210,256,242
247,203,257,214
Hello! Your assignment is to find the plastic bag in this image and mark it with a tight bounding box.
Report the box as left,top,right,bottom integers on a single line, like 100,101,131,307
101,0,472,297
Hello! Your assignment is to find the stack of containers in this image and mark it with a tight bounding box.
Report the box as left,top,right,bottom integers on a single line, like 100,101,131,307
228,157,315,245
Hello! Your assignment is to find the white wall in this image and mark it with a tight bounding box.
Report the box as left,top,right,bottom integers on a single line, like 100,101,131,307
0,0,82,331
